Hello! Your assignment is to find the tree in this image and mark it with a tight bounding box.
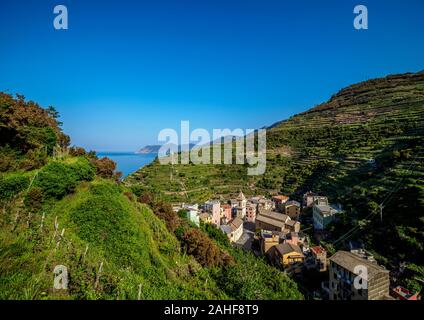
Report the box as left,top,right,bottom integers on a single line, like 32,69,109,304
92,157,117,178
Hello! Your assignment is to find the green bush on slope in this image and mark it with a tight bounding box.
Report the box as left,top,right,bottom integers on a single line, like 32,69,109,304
0,174,30,201
34,157,95,199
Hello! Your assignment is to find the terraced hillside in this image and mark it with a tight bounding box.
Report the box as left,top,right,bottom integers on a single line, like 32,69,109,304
126,71,424,291
127,71,424,202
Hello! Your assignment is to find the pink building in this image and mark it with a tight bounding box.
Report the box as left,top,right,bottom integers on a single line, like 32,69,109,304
211,201,221,226
221,204,232,223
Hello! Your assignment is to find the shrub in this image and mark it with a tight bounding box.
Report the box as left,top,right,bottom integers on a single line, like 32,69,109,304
68,158,96,181
151,200,181,232
0,175,30,201
218,249,303,300
35,158,95,199
201,223,232,249
92,157,116,178
69,146,87,157
138,191,154,205
179,228,233,268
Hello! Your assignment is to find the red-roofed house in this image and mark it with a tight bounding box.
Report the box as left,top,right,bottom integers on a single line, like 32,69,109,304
311,246,327,272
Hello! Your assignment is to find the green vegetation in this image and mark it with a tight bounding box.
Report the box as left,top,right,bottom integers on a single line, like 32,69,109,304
34,158,96,199
127,71,424,293
137,191,303,299
0,92,302,300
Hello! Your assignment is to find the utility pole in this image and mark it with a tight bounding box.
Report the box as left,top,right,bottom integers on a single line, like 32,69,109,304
379,203,384,222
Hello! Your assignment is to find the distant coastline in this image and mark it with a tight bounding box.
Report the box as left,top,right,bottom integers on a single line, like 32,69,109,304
97,152,156,177
136,145,161,154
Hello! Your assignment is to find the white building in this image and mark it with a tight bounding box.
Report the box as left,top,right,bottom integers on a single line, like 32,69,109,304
220,217,244,243
183,204,200,227
313,203,340,230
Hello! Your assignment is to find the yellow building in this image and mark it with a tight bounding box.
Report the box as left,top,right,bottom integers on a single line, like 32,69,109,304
260,230,280,254
269,243,305,269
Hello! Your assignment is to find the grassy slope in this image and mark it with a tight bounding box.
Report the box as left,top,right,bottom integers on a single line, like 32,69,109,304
0,162,227,299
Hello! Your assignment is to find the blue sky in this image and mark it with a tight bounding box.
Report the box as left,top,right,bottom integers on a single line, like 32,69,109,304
0,0,423,151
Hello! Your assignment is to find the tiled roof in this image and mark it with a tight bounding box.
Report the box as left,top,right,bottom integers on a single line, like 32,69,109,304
256,211,290,228
272,195,289,201
230,217,243,231
311,246,326,254
275,243,304,256
329,251,389,279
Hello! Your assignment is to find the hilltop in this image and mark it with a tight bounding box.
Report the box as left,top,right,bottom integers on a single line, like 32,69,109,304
126,71,424,292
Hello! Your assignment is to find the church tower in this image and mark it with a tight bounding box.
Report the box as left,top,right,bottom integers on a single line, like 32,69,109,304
236,190,247,219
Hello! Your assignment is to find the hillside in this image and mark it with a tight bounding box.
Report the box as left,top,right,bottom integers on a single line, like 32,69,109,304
136,145,161,154
126,71,424,292
127,71,424,201
0,93,302,300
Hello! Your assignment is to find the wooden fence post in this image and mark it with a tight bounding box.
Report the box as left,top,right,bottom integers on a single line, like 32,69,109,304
94,261,103,289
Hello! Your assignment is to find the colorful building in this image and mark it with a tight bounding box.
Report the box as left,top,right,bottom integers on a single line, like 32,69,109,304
269,243,305,269
220,204,232,223
310,246,328,272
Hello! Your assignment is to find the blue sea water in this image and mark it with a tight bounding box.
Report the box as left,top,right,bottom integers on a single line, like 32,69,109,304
97,152,157,178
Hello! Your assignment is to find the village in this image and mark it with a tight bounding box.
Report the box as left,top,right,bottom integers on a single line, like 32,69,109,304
173,191,420,301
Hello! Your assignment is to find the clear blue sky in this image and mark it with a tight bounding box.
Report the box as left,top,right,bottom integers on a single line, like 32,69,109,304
0,0,423,151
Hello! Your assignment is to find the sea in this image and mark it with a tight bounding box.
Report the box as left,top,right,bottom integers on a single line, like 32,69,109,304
96,152,157,178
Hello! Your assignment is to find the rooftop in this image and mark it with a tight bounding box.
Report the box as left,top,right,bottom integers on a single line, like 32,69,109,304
272,195,289,202
220,225,232,234
285,200,301,207
229,217,243,231
314,204,339,215
199,212,211,219
237,191,246,201
256,211,290,228
311,246,326,255
275,243,304,256
329,251,389,279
